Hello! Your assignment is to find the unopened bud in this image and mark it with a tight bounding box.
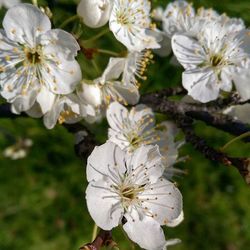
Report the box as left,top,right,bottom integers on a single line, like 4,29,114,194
77,0,112,28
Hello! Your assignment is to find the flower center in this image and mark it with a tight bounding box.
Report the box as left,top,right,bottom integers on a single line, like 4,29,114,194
25,49,41,64
117,182,145,209
58,109,78,124
116,11,130,25
210,54,224,67
121,186,136,200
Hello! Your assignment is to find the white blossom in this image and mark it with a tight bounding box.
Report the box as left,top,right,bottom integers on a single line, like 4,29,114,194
86,142,183,250
172,20,250,103
0,0,20,9
77,0,113,28
109,0,160,51
121,50,154,87
106,102,182,178
43,94,95,129
3,138,32,160
77,57,140,107
162,0,196,38
0,4,82,114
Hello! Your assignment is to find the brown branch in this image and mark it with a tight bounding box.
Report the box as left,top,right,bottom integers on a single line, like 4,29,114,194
80,230,118,250
140,92,250,141
141,92,250,184
175,114,250,185
63,123,97,161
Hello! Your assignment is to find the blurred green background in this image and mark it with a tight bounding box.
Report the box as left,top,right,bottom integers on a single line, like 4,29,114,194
0,0,250,249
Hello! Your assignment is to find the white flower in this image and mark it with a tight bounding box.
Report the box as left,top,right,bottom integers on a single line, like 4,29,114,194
78,57,140,107
0,0,20,9
106,102,181,178
122,50,153,87
0,4,82,114
86,142,183,250
3,138,32,160
152,7,164,22
109,0,160,51
77,0,113,28
172,20,250,102
43,94,83,129
162,0,196,38
77,81,102,107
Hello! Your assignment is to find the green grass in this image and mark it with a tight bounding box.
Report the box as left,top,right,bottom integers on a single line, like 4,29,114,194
0,0,250,250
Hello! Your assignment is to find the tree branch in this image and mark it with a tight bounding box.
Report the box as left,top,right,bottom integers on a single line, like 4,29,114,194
140,92,250,141
80,230,118,250
177,115,250,185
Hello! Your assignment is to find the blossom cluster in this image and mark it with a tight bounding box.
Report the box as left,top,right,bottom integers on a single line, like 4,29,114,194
0,0,249,249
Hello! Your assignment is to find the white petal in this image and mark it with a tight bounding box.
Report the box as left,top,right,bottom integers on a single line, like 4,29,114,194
3,4,51,47
41,59,82,95
126,145,163,183
86,179,123,230
43,96,63,129
139,179,183,225
129,104,155,130
87,142,126,182
166,210,184,227
182,68,220,103
1,0,20,9
172,34,206,69
123,215,166,250
164,238,181,249
36,86,56,114
107,102,129,132
233,67,250,101
101,57,125,82
77,82,102,107
111,82,140,105
41,29,80,61
11,88,38,113
26,102,43,118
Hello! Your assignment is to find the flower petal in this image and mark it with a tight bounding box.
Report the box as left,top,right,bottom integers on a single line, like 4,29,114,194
3,4,51,47
41,29,80,61
172,34,206,69
126,145,163,183
41,59,82,95
86,179,123,230
87,142,126,182
101,57,125,82
182,68,220,103
123,214,166,250
139,178,183,225
107,101,129,132
36,86,56,114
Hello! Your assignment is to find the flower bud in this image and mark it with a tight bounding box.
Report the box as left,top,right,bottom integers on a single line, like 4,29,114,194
77,0,112,28
77,82,102,107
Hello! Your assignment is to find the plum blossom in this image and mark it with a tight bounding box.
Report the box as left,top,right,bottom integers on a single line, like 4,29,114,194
77,0,113,28
172,20,250,102
43,94,96,129
162,0,196,38
106,102,182,178
109,0,160,51
0,0,20,9
3,137,32,160
0,4,82,114
86,142,183,250
77,57,140,109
